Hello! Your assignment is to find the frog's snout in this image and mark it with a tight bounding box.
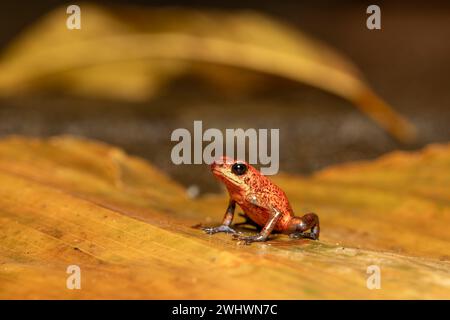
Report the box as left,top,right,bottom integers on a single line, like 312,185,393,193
210,160,225,179
210,159,221,174
210,156,234,175
210,159,224,172
212,156,234,166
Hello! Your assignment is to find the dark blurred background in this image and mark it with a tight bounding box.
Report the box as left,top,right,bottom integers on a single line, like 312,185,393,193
0,0,449,192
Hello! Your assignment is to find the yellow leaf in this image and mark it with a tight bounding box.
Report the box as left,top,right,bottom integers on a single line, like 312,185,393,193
0,4,415,142
0,136,448,299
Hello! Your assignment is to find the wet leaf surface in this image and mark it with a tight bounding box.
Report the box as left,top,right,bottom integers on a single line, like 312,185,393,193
0,136,448,299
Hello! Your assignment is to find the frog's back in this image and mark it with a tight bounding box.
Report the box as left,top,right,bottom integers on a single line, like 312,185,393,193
240,174,294,231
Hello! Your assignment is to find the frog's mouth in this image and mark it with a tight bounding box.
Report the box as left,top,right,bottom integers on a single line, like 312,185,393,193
211,167,243,187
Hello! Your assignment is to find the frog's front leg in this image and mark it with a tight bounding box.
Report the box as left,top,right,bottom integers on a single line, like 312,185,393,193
232,194,282,244
202,199,238,234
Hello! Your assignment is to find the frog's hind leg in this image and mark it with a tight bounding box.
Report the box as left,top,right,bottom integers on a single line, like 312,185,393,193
288,213,320,240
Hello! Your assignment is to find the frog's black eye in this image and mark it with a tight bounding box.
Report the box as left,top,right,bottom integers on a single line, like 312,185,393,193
231,163,247,176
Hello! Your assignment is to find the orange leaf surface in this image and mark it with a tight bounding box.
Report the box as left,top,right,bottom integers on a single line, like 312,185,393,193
0,136,448,299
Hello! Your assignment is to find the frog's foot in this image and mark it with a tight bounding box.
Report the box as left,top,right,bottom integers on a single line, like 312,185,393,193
202,225,237,235
289,232,318,240
232,233,267,245
288,212,320,240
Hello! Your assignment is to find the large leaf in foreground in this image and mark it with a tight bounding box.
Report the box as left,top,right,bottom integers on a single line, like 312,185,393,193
0,136,448,299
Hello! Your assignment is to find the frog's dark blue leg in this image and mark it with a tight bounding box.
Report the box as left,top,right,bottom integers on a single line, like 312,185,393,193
288,213,320,240
202,199,237,234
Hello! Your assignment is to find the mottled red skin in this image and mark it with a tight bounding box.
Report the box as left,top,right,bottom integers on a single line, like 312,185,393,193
211,157,294,232
204,156,320,243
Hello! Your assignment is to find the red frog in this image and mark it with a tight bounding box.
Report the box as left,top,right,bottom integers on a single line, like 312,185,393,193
203,157,320,244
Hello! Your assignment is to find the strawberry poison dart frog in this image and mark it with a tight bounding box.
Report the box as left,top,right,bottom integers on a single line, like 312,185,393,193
203,157,320,244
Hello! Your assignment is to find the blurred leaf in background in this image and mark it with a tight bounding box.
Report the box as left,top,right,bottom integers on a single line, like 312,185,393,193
0,3,415,142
